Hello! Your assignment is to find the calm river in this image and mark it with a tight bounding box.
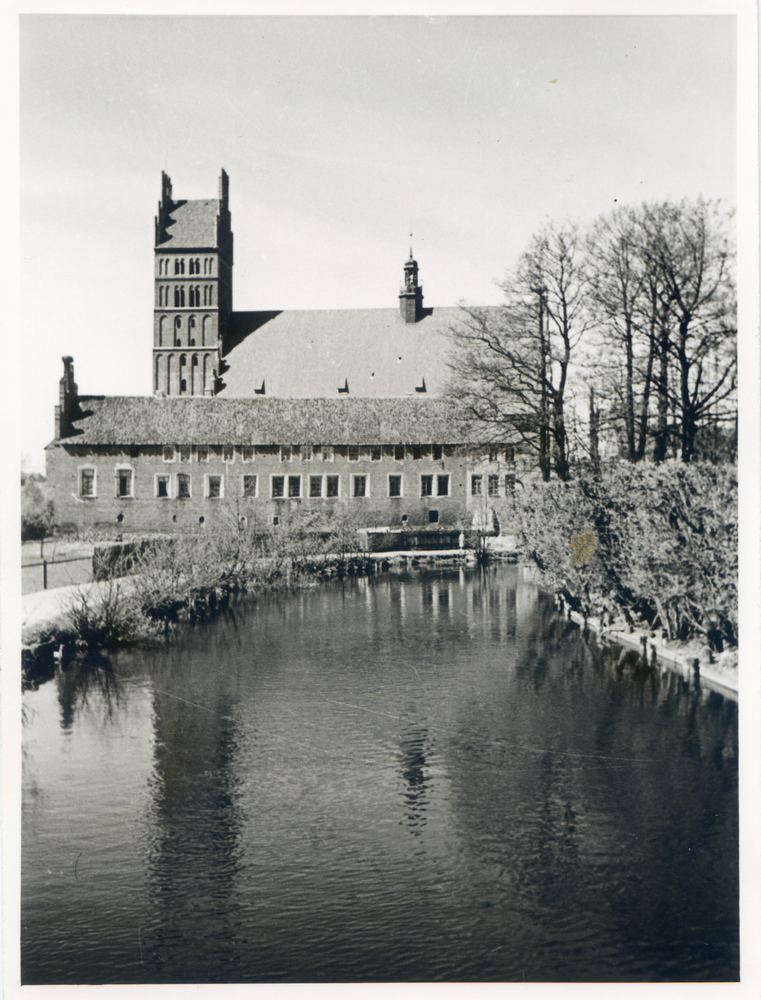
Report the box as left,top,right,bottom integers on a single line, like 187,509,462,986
22,566,738,983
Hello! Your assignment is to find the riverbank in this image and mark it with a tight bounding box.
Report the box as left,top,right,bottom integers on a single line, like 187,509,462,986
22,543,736,705
21,544,523,681
534,578,738,698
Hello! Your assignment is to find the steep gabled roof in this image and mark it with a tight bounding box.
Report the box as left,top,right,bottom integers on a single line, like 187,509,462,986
219,306,468,399
57,396,486,447
157,199,220,249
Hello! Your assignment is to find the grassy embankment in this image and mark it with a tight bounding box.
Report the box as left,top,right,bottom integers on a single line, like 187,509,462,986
23,516,379,670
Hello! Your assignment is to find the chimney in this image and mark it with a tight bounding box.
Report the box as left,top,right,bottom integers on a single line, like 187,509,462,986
57,356,78,439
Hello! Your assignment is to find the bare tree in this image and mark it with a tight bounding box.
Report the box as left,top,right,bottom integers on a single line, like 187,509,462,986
639,199,736,464
584,206,659,462
447,223,589,481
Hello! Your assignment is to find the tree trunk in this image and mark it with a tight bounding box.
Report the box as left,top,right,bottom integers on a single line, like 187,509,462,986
635,312,657,461
653,317,670,464
552,399,570,481
624,316,635,460
589,387,600,471
677,318,695,462
538,292,551,481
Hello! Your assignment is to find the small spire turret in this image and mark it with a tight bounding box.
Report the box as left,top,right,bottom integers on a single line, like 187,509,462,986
399,240,423,323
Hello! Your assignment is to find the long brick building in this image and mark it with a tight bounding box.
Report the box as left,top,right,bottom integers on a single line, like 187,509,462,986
46,171,517,538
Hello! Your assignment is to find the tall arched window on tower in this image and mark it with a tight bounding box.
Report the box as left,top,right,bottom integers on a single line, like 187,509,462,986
208,285,213,305
180,354,187,394
175,258,185,275
159,316,167,346
191,354,199,394
188,316,196,345
174,287,185,308
175,316,182,346
208,258,214,274
167,354,173,395
202,315,212,345
203,285,207,306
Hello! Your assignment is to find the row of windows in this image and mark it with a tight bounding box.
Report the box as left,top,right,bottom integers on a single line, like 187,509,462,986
79,469,453,500
157,286,215,308
472,474,517,497
158,443,486,463
157,258,215,276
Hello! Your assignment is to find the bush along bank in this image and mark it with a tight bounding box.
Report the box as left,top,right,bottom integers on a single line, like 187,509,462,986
512,461,738,692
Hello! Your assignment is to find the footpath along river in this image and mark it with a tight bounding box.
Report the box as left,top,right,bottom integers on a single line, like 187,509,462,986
21,565,738,983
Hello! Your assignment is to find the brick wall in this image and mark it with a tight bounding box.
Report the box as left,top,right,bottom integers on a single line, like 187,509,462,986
46,443,496,536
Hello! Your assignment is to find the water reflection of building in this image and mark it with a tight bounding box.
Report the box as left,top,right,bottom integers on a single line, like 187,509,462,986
399,726,432,838
142,651,244,975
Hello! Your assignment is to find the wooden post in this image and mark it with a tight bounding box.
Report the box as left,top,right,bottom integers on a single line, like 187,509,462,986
43,560,48,590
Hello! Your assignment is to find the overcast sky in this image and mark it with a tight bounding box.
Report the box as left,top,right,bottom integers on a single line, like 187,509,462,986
19,13,739,470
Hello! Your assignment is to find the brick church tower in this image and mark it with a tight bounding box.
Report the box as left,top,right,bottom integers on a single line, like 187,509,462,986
153,170,233,395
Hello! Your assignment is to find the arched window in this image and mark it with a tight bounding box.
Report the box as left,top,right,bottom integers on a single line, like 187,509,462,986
159,316,167,346
180,379,187,393
195,258,201,274
174,287,180,307
203,285,207,306
202,315,211,345
203,258,208,275
167,354,173,394
154,355,161,391
208,285,213,305
208,258,214,274
188,259,194,275
188,316,196,345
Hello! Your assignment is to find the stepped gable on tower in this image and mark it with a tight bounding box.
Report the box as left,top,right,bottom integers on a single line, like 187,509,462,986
153,170,233,398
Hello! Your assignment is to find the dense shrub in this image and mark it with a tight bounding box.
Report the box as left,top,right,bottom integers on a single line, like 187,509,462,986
512,462,737,651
